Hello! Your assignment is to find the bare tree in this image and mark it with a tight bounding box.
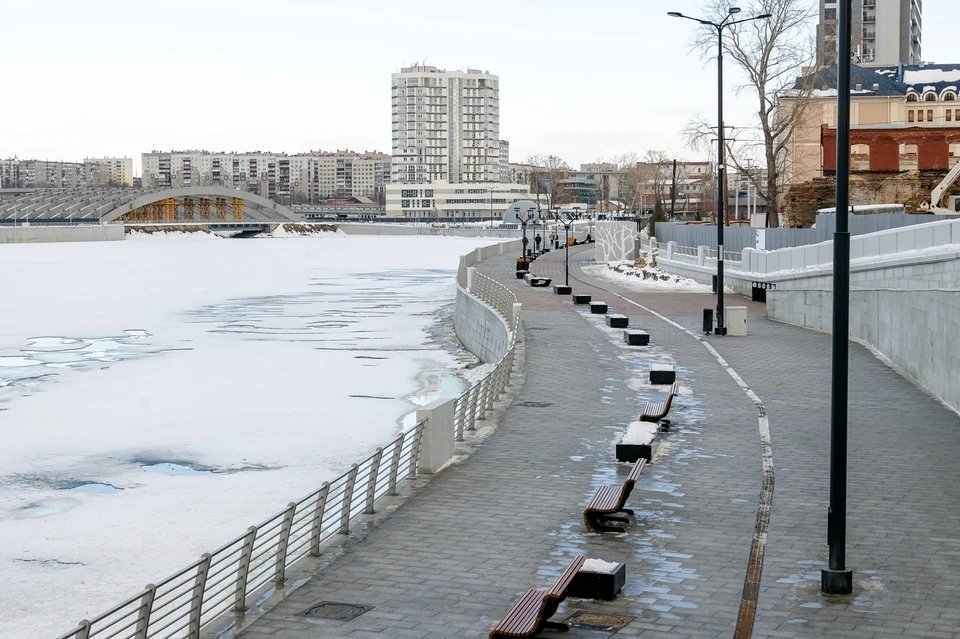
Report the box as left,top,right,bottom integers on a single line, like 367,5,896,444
683,0,825,228
525,154,572,213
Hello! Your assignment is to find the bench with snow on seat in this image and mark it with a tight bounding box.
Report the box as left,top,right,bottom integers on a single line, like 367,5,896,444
583,460,645,533
639,382,679,427
488,555,587,638
523,273,552,287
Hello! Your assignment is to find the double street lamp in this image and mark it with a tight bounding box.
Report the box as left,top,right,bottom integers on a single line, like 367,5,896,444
519,205,537,262
555,207,574,287
668,6,770,335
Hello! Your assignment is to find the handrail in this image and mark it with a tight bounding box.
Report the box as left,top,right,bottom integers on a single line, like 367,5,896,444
53,240,522,639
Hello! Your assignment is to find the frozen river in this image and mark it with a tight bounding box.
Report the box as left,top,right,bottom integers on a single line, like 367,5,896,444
0,233,497,638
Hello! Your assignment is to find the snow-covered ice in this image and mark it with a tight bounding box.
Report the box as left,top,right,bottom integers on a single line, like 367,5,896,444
0,234,497,638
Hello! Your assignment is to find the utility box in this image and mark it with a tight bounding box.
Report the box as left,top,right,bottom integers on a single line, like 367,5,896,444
726,306,748,336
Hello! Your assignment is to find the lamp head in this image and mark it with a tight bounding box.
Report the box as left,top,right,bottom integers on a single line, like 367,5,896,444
729,6,741,14
757,13,772,18
667,11,683,17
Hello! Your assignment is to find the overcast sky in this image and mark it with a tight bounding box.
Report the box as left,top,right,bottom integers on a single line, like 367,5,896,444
0,0,954,174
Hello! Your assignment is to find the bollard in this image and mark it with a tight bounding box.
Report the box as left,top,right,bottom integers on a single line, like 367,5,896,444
416,398,457,474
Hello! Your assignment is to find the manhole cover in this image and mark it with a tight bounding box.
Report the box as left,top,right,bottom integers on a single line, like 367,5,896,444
300,601,373,621
518,401,552,408
566,611,634,631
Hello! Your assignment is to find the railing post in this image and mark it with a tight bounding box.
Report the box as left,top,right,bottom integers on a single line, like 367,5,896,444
466,385,479,431
274,502,297,584
339,465,359,535
235,527,257,610
466,266,475,292
667,241,677,259
364,448,383,514
487,365,499,410
134,585,156,639
697,245,707,266
512,303,522,335
76,620,91,639
308,483,329,557
408,424,425,477
455,396,465,442
476,378,489,421
388,438,403,496
187,554,212,639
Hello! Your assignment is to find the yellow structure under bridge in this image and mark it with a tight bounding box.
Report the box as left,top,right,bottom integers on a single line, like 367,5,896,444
121,197,244,223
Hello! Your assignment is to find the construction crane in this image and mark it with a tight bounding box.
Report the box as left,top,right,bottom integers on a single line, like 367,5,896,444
921,161,960,215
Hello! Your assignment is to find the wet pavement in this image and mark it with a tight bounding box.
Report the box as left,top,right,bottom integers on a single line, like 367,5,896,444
233,246,960,638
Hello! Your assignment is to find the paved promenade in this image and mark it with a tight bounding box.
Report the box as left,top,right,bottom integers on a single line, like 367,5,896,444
235,246,960,638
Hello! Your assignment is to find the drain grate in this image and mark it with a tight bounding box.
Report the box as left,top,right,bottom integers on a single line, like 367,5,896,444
299,601,373,621
565,611,634,632
518,401,553,408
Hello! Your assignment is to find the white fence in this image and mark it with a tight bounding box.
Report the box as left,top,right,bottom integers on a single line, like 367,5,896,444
54,241,523,639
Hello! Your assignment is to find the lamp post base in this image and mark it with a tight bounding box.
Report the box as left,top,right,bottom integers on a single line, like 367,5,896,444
821,568,853,595
715,326,727,336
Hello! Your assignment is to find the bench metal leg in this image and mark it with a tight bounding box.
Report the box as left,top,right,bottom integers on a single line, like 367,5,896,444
587,514,625,533
617,508,635,516
600,515,629,523
544,621,570,632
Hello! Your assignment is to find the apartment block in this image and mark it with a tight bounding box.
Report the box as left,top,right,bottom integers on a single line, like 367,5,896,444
385,180,530,219
0,157,134,188
84,157,133,186
142,150,390,203
818,0,922,66
391,65,501,185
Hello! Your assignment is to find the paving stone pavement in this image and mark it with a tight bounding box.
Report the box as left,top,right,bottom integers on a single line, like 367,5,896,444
233,245,960,639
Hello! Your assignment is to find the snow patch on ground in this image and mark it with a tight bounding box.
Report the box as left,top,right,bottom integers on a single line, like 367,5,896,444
126,227,221,240
582,558,620,573
583,262,713,293
621,421,658,445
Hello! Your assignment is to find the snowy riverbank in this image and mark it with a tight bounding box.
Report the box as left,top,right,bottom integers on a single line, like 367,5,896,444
0,235,496,637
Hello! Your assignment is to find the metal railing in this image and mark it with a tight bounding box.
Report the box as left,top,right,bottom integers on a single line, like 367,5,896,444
54,243,523,639
673,244,698,257
55,423,425,639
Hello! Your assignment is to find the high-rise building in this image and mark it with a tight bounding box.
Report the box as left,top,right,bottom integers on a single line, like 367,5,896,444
499,140,511,183
141,150,390,203
84,157,134,186
391,64,501,184
818,0,922,66
0,157,132,188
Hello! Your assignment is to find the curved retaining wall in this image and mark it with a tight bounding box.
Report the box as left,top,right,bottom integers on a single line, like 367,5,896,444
453,240,522,363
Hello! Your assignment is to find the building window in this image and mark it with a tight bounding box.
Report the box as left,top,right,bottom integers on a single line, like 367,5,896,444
401,199,411,208
401,189,418,198
907,93,918,102
918,110,924,122
924,93,937,102
908,110,915,122
948,110,953,122
956,109,960,121
928,109,934,122
946,93,957,102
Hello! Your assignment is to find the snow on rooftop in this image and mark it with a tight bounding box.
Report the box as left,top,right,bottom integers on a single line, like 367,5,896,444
903,68,960,86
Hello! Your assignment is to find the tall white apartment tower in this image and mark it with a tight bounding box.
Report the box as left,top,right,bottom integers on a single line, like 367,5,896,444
818,0,921,66
391,65,501,184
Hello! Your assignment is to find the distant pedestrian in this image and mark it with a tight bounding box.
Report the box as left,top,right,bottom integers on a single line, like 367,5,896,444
522,235,529,256
534,234,542,254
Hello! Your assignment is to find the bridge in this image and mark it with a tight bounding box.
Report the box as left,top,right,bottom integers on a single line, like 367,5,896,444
0,186,301,225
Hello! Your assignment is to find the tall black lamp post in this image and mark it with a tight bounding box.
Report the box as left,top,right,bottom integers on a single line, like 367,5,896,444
668,6,770,335
823,0,855,596
520,205,536,261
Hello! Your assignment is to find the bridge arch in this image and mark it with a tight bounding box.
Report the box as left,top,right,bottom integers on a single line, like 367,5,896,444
101,186,300,223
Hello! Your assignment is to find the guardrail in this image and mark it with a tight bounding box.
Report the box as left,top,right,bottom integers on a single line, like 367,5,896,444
55,424,424,639
54,241,523,639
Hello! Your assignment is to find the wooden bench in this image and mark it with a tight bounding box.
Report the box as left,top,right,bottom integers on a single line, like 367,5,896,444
582,460,645,533
488,555,586,638
639,382,679,424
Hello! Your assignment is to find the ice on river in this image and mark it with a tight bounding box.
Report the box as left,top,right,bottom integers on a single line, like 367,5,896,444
0,234,498,638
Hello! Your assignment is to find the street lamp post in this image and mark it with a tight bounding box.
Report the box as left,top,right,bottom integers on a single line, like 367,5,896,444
668,7,770,335
520,206,536,263
823,0,855,597
556,208,574,287
489,187,495,230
